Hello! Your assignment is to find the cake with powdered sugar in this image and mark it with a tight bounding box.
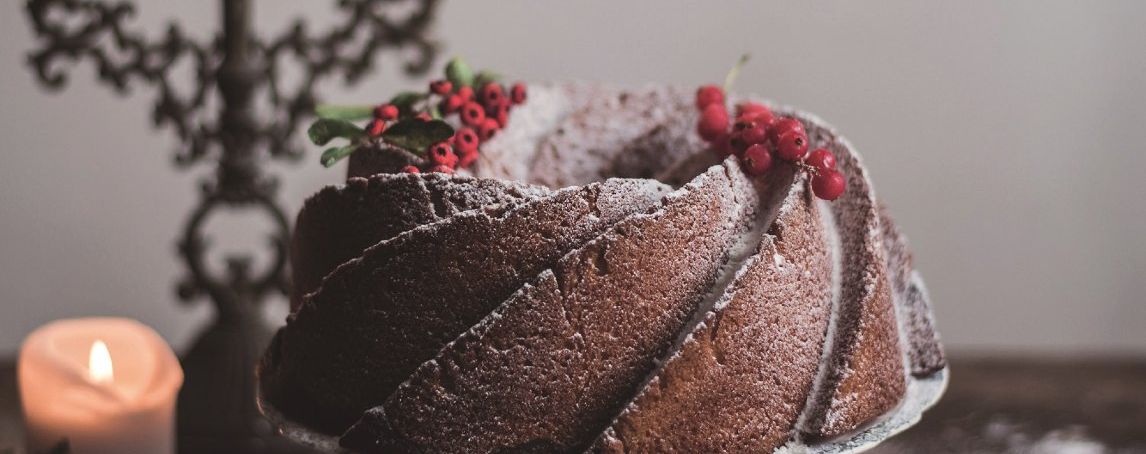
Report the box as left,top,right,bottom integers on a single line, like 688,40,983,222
259,75,946,453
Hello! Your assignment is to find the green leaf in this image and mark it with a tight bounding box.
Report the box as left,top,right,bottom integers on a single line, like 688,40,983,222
382,119,455,154
320,144,357,167
308,118,366,146
315,104,374,121
388,91,428,116
473,70,502,88
445,57,474,87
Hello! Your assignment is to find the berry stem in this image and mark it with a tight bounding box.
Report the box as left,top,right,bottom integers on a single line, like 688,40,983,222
795,160,820,177
723,54,751,92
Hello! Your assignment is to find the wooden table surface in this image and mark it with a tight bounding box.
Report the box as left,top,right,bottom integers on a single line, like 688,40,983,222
1,355,1144,453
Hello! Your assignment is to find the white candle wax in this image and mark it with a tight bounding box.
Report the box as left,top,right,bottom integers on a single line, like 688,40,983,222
19,318,183,454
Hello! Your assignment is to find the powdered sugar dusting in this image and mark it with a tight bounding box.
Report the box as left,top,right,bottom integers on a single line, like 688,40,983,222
356,161,758,453
475,83,590,182
266,84,944,453
796,197,846,436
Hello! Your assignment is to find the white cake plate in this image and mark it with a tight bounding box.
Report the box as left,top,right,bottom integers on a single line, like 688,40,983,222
797,367,948,454
258,367,947,453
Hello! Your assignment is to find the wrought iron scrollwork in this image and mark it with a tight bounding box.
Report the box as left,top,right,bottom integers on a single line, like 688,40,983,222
27,0,218,164
262,0,439,161
176,189,290,318
25,0,440,317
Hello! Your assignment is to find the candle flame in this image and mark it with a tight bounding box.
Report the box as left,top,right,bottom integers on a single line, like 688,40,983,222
88,340,113,384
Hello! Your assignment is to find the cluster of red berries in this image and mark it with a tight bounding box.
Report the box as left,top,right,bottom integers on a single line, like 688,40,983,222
695,85,845,201
366,79,527,175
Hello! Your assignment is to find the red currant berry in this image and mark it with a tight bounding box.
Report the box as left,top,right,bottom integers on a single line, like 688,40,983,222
430,80,452,95
479,118,501,141
697,104,730,142
454,127,480,153
401,165,421,174
374,104,399,121
736,103,775,129
461,102,486,127
493,102,510,128
710,133,734,158
480,83,504,106
511,83,527,105
812,170,846,201
428,141,458,168
733,118,768,145
366,119,386,136
776,130,810,160
806,148,837,173
430,164,455,174
457,86,474,101
414,112,433,122
737,112,772,130
695,84,725,110
441,94,464,114
728,131,751,156
719,134,738,157
769,117,805,143
740,144,773,176
735,101,769,117
458,148,479,168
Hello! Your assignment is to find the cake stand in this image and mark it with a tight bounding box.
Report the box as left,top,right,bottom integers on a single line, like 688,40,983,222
257,367,948,453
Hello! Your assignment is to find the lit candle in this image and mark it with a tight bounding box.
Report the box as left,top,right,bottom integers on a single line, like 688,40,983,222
18,317,183,454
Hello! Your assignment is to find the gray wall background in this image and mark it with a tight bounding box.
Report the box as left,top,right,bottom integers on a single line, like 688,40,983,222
2,1,1144,356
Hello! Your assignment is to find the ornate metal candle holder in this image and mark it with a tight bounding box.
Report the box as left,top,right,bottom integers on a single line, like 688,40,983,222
25,0,440,451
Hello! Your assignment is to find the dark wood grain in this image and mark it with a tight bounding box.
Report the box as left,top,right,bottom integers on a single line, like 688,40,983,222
1,355,1144,453
0,361,19,452
872,355,1146,453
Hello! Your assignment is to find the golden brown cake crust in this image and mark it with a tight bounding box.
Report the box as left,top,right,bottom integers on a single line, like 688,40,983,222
289,173,552,311
263,178,670,432
879,204,947,376
263,84,945,451
796,111,907,440
341,162,759,453
593,179,832,453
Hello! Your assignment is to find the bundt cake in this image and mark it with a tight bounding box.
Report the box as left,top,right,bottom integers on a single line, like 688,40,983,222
259,83,946,453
